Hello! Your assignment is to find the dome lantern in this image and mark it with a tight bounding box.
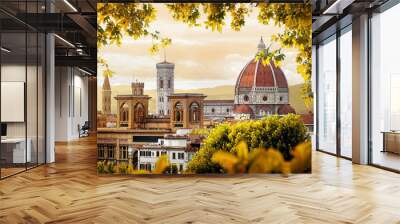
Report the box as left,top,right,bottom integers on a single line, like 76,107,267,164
257,36,266,52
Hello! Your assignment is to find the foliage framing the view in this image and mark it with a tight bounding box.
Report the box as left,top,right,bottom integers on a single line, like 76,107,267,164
97,2,312,106
211,141,311,174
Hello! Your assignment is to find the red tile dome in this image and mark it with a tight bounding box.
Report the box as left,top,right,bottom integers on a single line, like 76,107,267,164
235,38,288,90
236,60,288,89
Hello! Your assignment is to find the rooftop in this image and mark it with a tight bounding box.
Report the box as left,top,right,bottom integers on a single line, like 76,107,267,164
164,134,189,140
114,95,151,99
168,93,207,98
204,100,234,104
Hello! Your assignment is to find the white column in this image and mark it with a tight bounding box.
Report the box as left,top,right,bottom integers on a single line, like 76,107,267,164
352,14,369,164
46,33,55,163
312,45,317,151
54,67,73,141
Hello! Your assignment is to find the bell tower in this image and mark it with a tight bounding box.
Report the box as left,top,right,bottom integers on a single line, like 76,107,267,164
102,76,111,115
156,55,174,116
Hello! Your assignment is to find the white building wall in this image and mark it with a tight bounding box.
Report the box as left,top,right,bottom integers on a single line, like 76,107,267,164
176,129,192,135
236,90,288,105
55,67,89,141
138,148,189,172
163,139,187,147
204,104,234,118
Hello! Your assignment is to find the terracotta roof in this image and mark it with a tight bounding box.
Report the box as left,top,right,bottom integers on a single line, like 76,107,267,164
254,60,276,88
300,113,314,124
168,93,207,98
114,95,151,99
233,104,254,115
256,104,274,111
277,104,296,115
164,134,189,140
188,135,206,143
204,100,234,104
270,62,289,88
236,59,288,89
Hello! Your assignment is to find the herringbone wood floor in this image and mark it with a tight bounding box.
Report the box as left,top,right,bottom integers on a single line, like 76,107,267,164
1,136,400,224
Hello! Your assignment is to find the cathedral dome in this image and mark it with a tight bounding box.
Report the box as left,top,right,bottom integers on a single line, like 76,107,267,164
235,38,288,91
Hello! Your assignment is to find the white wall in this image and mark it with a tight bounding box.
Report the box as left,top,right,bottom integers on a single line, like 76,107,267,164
55,67,89,141
163,139,187,147
1,65,26,137
312,45,317,150
1,63,46,163
370,5,400,165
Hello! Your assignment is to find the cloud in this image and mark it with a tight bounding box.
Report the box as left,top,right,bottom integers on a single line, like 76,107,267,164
177,59,200,68
175,79,237,90
282,69,304,85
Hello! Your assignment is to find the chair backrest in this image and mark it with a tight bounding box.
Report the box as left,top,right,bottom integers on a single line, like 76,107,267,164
82,121,90,129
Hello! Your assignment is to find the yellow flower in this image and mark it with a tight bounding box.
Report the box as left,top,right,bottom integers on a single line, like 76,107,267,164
211,140,311,174
248,148,284,173
290,142,312,173
153,154,170,174
212,151,238,174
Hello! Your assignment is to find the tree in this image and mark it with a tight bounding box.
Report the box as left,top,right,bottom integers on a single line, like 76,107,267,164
256,4,312,107
186,114,310,173
97,2,312,106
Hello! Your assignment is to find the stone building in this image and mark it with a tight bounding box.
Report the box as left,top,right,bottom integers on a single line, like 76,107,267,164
169,93,207,130
202,38,296,121
204,100,234,121
98,81,206,169
97,37,302,169
156,60,174,116
232,37,296,119
138,134,200,173
115,82,151,129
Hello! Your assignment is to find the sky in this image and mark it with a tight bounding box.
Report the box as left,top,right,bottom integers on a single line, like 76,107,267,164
98,4,305,90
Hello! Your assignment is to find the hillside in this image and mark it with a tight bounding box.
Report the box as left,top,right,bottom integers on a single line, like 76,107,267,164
97,84,309,115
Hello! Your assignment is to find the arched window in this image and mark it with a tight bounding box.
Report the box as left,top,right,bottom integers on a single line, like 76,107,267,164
211,108,215,113
174,102,183,122
120,103,129,127
168,80,171,88
134,103,145,123
243,95,249,102
189,102,200,122
160,79,164,89
279,96,283,101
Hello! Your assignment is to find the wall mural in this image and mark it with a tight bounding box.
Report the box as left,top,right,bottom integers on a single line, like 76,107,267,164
97,2,313,175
